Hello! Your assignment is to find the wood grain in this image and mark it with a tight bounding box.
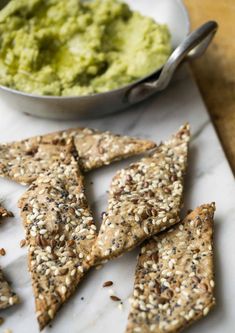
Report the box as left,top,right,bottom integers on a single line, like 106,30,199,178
184,0,235,174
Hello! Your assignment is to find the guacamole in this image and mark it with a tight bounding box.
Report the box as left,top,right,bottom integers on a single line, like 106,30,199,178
0,0,171,96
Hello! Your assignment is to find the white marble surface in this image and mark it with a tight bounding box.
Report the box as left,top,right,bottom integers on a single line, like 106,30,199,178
0,66,234,333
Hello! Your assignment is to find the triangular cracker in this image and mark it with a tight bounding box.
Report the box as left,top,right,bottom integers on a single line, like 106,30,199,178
126,203,216,333
0,268,19,309
0,127,156,184
18,156,97,330
91,124,190,263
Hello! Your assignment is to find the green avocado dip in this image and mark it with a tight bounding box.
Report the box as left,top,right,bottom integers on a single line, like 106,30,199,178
0,0,171,96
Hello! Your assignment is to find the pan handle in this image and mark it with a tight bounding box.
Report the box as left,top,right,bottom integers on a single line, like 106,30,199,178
127,21,218,103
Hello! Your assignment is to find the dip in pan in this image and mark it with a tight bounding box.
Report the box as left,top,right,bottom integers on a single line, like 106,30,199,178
0,0,217,119
0,0,171,96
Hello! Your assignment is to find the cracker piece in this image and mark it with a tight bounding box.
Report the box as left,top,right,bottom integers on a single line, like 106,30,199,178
0,140,73,185
0,205,17,308
126,203,216,333
0,269,19,309
18,156,97,330
91,124,190,263
0,205,13,218
0,128,156,184
71,128,156,171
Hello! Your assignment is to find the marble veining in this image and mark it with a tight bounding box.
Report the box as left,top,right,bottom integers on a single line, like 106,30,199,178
0,66,234,333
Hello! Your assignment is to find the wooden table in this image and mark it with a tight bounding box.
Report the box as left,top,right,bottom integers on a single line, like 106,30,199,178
184,0,235,175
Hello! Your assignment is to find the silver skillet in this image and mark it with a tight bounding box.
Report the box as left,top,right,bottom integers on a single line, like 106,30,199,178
0,0,218,120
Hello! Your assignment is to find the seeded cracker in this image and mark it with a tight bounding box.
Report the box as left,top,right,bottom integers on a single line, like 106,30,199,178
91,124,190,263
126,203,216,333
0,269,19,309
18,156,97,330
0,127,156,184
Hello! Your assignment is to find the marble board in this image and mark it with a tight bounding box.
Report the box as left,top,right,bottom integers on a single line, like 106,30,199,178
0,66,234,333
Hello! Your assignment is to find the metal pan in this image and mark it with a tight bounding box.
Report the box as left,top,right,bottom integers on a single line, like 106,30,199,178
0,0,218,119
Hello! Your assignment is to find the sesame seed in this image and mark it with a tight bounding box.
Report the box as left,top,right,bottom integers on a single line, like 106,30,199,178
86,235,95,240
9,297,14,305
65,277,71,286
77,266,84,273
61,286,67,294
59,235,65,242
39,229,47,235
210,280,215,288
203,307,209,316
48,309,54,318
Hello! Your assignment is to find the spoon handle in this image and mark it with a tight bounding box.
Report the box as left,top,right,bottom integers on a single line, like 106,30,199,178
127,21,218,103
